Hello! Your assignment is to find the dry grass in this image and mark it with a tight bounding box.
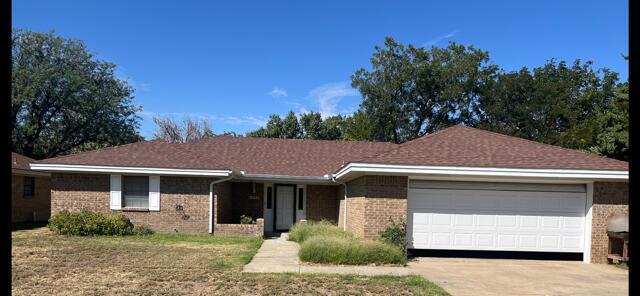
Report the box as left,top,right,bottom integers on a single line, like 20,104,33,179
12,228,448,296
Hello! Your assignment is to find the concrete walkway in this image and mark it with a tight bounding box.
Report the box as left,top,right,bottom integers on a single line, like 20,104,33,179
243,233,300,273
242,233,414,276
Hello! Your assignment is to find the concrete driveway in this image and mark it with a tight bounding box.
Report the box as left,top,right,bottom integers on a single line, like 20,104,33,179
408,258,628,296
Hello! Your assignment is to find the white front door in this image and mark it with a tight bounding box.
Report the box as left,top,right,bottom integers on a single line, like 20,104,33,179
407,181,587,253
276,185,295,230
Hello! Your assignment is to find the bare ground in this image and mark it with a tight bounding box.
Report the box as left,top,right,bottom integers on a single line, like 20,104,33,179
12,228,448,296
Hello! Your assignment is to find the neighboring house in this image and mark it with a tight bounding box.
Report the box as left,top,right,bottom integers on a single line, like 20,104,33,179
30,125,628,263
12,152,51,224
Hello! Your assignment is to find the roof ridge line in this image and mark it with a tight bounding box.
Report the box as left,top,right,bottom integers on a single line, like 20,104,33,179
209,135,398,145
468,126,628,163
356,125,464,162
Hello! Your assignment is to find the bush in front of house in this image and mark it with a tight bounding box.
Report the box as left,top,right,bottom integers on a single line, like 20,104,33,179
133,224,155,235
239,215,255,224
298,235,406,265
288,220,352,243
379,219,407,255
48,209,134,236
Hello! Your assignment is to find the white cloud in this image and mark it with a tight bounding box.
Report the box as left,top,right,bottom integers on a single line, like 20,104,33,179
139,111,267,127
422,30,459,47
306,81,358,118
268,87,288,98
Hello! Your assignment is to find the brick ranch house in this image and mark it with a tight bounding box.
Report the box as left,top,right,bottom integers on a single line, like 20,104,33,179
30,125,628,263
12,152,51,224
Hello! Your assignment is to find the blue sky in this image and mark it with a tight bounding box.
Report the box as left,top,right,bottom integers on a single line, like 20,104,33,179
13,1,628,139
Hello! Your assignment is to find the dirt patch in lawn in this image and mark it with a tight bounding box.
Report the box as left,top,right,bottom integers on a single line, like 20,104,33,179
12,228,448,295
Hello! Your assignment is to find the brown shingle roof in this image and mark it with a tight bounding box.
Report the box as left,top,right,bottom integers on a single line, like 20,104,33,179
12,152,35,170
35,137,397,176
357,125,628,171
34,125,628,176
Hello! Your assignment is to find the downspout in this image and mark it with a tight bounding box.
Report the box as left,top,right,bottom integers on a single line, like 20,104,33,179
209,175,233,234
330,175,348,231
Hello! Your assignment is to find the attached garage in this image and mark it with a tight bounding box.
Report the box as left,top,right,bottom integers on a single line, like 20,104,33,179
407,180,587,253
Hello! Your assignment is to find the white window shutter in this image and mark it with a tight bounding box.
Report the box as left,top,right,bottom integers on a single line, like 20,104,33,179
110,175,122,210
148,176,160,211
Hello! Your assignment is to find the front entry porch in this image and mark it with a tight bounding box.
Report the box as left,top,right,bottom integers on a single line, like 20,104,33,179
213,181,340,236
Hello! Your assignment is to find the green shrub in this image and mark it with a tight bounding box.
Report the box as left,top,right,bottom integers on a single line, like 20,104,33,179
379,219,407,255
288,220,352,243
48,209,134,236
133,224,155,235
239,215,255,224
299,235,406,265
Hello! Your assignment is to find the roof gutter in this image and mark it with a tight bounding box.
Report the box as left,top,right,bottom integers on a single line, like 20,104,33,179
237,172,333,184
334,163,629,181
29,163,233,177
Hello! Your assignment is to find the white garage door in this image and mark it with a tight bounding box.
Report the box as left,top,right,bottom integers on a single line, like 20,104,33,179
408,181,586,253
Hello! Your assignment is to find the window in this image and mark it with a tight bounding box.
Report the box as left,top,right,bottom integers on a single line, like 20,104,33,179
298,188,304,210
122,176,149,208
23,176,35,198
266,187,272,209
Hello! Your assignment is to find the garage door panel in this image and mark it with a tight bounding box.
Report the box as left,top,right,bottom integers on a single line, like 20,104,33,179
498,234,517,248
477,215,496,227
454,215,474,226
454,233,474,247
563,217,584,229
476,233,495,248
432,232,451,247
498,216,518,227
519,235,538,248
432,214,452,226
408,181,586,253
540,236,560,249
520,216,539,228
563,236,581,250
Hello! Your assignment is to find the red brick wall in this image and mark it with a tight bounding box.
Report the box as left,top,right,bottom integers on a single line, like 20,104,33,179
12,174,51,223
362,198,407,239
338,196,366,237
590,181,628,263
306,185,339,222
338,175,408,239
51,173,217,232
215,219,264,237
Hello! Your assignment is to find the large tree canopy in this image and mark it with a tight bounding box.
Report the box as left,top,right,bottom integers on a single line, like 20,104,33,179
351,37,498,143
247,111,346,140
12,29,142,159
476,60,622,156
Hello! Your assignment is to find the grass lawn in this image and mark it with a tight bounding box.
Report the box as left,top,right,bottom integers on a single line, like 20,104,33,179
12,228,449,295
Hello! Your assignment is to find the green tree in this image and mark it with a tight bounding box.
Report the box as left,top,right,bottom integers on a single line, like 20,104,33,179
12,29,142,159
351,37,497,143
320,115,344,140
341,111,374,141
476,59,620,154
298,111,344,140
299,112,323,139
247,114,285,138
248,111,346,140
282,111,302,138
588,82,628,160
